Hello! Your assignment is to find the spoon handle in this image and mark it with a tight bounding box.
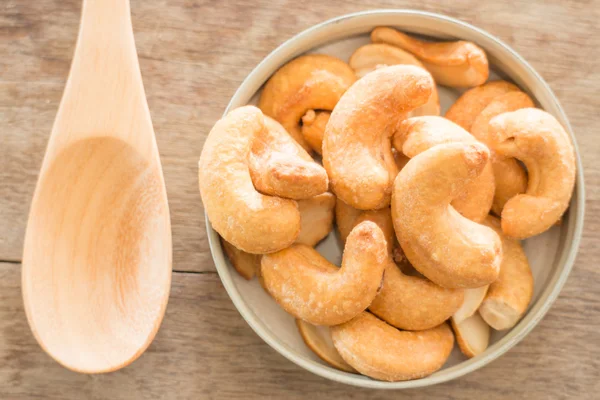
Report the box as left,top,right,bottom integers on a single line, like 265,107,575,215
48,0,154,157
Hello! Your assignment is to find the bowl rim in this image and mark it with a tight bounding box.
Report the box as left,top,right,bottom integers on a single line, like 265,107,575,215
204,9,586,389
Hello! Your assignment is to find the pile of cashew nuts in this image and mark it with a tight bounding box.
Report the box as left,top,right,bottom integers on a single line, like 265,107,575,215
198,27,577,382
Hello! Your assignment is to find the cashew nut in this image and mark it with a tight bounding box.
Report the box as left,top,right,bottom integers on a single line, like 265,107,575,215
391,142,502,288
323,65,434,210
259,54,356,152
261,221,387,325
199,106,300,254
296,192,336,247
470,91,534,215
249,116,328,200
478,216,534,330
300,110,330,155
452,285,489,324
488,108,576,238
371,27,489,88
296,319,356,373
349,43,440,116
331,312,454,381
221,238,261,280
451,313,490,358
445,80,520,131
394,116,495,222
369,259,464,331
335,197,395,254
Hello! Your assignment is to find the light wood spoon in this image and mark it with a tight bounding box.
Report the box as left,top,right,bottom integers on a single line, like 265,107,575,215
22,0,172,373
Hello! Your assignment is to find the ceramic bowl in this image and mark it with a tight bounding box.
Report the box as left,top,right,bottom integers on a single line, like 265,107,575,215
205,10,585,389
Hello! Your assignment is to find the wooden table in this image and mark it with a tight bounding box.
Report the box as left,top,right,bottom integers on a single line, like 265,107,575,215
1,0,598,398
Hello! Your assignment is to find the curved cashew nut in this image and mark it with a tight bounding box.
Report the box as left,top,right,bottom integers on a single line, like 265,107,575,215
249,116,328,200
369,260,464,331
221,239,261,280
391,142,502,288
371,27,489,88
451,313,490,358
479,215,534,329
335,197,395,254
331,312,454,381
323,65,434,210
296,320,356,373
452,285,489,324
259,54,356,152
470,91,534,215
488,108,576,238
300,110,330,155
199,106,300,254
445,80,520,131
261,221,388,325
349,43,440,116
296,192,336,247
394,116,495,222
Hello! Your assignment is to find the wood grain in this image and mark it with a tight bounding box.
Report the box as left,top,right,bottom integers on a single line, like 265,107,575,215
1,0,599,397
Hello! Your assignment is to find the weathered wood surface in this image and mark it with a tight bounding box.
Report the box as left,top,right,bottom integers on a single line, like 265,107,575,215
1,0,599,398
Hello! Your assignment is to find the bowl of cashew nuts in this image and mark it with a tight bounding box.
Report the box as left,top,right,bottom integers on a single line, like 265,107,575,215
199,9,585,388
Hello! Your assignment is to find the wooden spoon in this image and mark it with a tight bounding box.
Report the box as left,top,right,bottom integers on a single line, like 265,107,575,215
22,0,172,373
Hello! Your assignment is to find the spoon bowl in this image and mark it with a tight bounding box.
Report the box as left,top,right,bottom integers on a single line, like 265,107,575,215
22,0,171,373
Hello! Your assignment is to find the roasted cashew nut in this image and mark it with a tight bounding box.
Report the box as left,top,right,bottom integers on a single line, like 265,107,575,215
391,142,502,288
488,108,576,238
259,54,356,152
394,116,495,222
369,259,464,331
221,238,261,280
249,116,328,200
451,313,490,358
331,312,454,381
323,65,434,210
300,110,330,155
261,221,387,326
349,43,440,116
335,197,395,254
479,215,534,329
452,285,489,324
371,27,489,88
199,106,300,254
445,80,520,131
296,320,356,373
296,192,336,247
470,91,535,215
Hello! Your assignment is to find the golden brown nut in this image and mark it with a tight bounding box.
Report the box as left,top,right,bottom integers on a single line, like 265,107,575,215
488,108,576,238
296,320,356,373
470,91,535,215
452,285,489,324
221,238,261,280
323,65,434,210
249,116,328,200
479,216,534,330
261,221,387,325
369,260,464,331
394,116,495,222
335,198,395,254
331,312,454,381
451,313,490,358
445,80,520,131
259,54,356,152
371,27,489,87
348,43,440,116
296,192,336,247
301,110,330,155
391,142,502,288
199,106,300,254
